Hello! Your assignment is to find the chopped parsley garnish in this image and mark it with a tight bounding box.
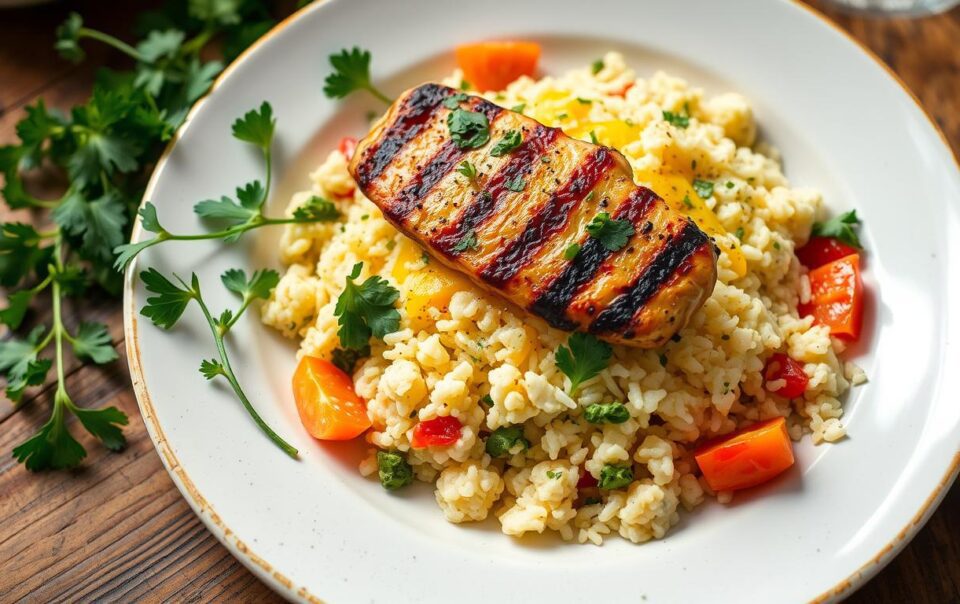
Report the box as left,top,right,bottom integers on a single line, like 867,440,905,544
447,108,490,149
442,92,469,109
726,181,735,189
662,110,689,128
452,229,480,253
586,212,634,252
511,103,526,114
490,130,523,156
457,160,478,182
583,402,630,424
563,243,581,260
505,175,526,192
682,194,694,209
734,227,745,240
546,470,563,479
323,47,392,104
480,393,494,406
377,451,413,490
334,262,401,350
460,79,472,91
811,210,862,248
555,332,612,394
485,426,529,457
591,59,604,74
589,130,600,145
576,97,592,104
692,179,714,199
598,464,634,490
773,241,781,250
421,251,430,265
584,190,596,203
584,497,602,505
556,112,569,120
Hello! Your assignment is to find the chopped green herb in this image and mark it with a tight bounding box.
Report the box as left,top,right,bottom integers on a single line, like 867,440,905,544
662,110,689,128
586,212,634,252
584,190,596,203
555,332,612,394
589,130,600,145
334,262,401,350
734,227,745,240
361,214,369,221
773,241,781,250
591,59,604,74
442,92,469,109
682,194,694,209
490,130,523,156
505,175,526,192
447,108,490,149
546,470,563,479
485,425,529,457
480,394,494,406
692,179,714,199
556,112,569,120
726,181,735,189
452,229,479,253
420,251,430,265
457,160,478,181
584,402,630,424
510,103,526,114
811,210,862,248
563,243,581,260
386,239,396,250
576,97,592,105
460,79,472,91
598,464,633,490
377,451,413,490
584,496,602,505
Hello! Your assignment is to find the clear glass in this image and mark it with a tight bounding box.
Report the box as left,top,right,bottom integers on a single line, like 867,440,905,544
823,0,960,16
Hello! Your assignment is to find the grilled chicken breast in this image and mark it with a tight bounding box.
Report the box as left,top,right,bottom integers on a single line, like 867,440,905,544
348,83,718,348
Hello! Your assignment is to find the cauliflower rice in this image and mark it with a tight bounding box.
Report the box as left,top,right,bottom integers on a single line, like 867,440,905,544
262,52,860,544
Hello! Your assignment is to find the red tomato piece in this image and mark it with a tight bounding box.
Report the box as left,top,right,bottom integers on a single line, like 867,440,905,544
795,236,859,269
454,41,540,91
764,353,809,398
694,417,795,492
410,416,463,448
798,253,864,340
338,136,358,162
292,356,371,440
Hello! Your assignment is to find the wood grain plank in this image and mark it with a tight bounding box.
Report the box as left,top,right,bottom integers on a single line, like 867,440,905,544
0,1,957,603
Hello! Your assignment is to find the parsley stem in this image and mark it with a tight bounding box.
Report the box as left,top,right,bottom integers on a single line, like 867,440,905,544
180,28,215,55
366,85,392,105
51,236,68,394
192,287,299,459
78,28,145,62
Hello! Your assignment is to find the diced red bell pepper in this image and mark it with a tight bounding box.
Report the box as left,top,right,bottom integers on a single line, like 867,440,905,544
764,353,808,399
795,236,859,269
577,470,599,489
410,416,462,448
338,136,358,162
799,253,864,341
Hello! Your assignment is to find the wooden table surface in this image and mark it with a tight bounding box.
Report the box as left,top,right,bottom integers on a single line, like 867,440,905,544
1,2,958,602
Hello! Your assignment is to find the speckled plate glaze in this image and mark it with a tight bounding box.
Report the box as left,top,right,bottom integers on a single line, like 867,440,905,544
123,0,960,601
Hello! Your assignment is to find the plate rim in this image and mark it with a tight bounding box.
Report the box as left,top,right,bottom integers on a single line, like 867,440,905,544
122,1,960,602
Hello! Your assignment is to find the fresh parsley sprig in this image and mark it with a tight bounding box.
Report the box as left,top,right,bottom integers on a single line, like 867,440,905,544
334,262,401,351
811,210,862,249
323,47,392,104
139,267,298,458
555,332,612,394
586,212,635,252
114,102,340,269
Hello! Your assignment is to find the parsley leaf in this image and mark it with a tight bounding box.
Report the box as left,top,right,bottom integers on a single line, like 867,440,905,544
72,405,129,451
555,332,612,394
194,181,264,223
0,223,48,287
662,110,689,128
457,160,478,182
292,195,340,221
442,92,468,109
70,322,119,364
334,262,400,350
199,358,225,380
692,178,714,199
377,451,413,490
323,47,392,104
12,410,87,471
447,108,490,150
0,289,36,330
505,175,526,192
591,59,604,74
0,325,50,402
221,267,279,303
510,103,526,114
490,130,522,156
231,102,275,151
811,210,862,248
451,229,479,253
598,464,633,490
586,212,634,252
140,268,196,330
563,243,581,260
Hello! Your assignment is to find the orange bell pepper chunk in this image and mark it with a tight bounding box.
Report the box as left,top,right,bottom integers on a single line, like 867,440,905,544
798,253,863,340
455,41,540,91
292,356,371,440
694,417,795,492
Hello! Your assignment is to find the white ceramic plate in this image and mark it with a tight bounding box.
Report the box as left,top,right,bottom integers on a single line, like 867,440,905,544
124,0,960,601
